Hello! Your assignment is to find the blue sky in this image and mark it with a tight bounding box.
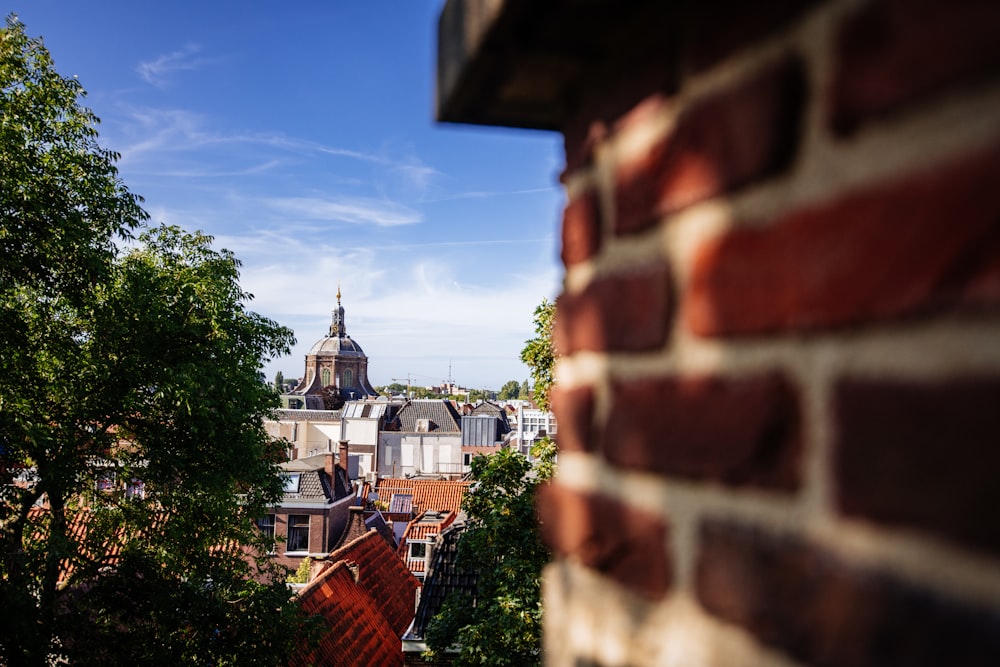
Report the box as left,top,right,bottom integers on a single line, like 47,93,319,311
12,1,565,390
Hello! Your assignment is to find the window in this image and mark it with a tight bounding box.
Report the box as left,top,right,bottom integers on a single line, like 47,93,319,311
463,453,473,466
409,541,427,559
321,368,331,386
287,515,310,553
96,471,115,493
125,478,145,499
344,369,353,387
256,514,275,541
283,473,301,493
389,493,413,514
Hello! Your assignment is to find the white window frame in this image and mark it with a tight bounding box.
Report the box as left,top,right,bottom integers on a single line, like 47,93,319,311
286,514,310,553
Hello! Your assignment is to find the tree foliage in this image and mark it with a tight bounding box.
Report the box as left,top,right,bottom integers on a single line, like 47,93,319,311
519,299,556,411
424,446,554,666
0,17,311,665
321,384,347,411
497,380,521,401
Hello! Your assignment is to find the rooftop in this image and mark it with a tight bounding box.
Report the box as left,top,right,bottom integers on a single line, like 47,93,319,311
396,399,462,433
294,531,420,667
374,478,470,515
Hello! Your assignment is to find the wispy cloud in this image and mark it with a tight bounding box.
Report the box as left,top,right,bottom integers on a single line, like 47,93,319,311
136,44,211,86
110,107,441,195
422,186,556,203
261,196,422,227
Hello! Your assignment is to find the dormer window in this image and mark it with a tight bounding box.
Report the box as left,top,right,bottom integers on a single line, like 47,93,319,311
284,473,301,493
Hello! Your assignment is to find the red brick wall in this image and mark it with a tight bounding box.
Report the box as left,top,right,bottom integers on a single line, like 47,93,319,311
539,0,1000,664
273,509,329,572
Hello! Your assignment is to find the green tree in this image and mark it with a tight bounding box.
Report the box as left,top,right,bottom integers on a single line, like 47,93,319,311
520,379,530,400
468,388,495,403
497,380,520,401
0,18,311,665
519,299,556,411
274,370,285,392
424,446,554,666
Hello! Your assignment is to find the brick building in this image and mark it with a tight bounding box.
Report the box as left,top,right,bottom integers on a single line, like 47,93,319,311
437,1,1000,665
265,443,360,573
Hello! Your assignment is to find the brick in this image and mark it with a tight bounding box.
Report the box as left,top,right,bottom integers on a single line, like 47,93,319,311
605,372,801,490
614,55,805,235
680,0,820,74
835,377,1000,557
550,384,596,455
696,520,1000,667
554,262,673,354
831,0,1000,135
536,483,671,600
561,189,603,267
686,142,1000,337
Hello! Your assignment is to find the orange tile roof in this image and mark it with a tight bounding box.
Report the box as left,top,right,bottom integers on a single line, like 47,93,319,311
26,507,180,586
397,511,458,577
294,531,420,667
397,511,457,555
374,479,470,515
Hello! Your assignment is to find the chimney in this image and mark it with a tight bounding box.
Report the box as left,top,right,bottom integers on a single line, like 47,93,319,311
338,439,349,474
324,452,336,481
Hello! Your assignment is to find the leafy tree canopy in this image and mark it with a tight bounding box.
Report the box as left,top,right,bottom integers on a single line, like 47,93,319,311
467,388,496,403
0,17,311,665
424,445,555,666
519,299,556,411
497,380,521,401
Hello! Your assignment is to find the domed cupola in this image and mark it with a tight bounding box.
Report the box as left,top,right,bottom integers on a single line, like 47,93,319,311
290,287,377,406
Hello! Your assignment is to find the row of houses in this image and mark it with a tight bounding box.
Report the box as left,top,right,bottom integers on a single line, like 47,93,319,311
264,437,476,665
259,390,559,664
265,397,555,481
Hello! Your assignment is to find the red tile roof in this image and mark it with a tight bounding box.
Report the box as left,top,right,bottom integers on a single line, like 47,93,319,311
374,479,470,515
294,531,420,667
397,511,458,576
27,508,184,586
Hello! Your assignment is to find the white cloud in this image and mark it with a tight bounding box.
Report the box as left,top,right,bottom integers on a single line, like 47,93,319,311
422,186,555,203
226,229,561,388
260,196,422,227
136,43,210,86
109,107,441,198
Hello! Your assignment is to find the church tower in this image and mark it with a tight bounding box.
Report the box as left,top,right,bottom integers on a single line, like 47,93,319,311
290,288,377,407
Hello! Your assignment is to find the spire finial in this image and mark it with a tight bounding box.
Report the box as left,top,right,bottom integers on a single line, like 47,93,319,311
330,284,346,337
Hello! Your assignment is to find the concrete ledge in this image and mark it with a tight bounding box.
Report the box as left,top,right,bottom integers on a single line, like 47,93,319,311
436,0,663,130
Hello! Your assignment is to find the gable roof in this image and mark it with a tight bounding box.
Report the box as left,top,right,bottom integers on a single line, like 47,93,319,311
271,408,343,421
398,510,458,573
406,521,476,643
397,399,462,433
294,531,420,667
374,478,470,515
278,455,353,503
